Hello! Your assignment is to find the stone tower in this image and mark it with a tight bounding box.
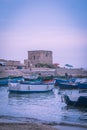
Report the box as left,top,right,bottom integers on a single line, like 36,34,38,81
28,50,53,67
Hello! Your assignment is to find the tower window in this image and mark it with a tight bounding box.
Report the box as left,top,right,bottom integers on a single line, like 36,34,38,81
46,53,48,57
34,56,35,60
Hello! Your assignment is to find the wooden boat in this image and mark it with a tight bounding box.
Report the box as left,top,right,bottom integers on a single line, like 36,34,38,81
55,78,77,86
23,74,40,81
54,78,69,86
58,82,79,89
62,94,87,107
55,77,78,89
78,82,87,89
24,75,54,84
8,80,54,93
0,77,8,86
0,76,23,86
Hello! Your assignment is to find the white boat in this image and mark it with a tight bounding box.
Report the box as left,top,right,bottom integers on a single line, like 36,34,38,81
8,81,54,93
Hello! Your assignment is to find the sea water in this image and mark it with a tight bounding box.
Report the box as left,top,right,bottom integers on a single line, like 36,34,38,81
0,86,87,127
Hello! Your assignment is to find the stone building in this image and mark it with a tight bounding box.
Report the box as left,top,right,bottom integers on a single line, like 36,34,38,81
27,50,53,67
6,60,21,68
0,59,21,69
24,59,31,68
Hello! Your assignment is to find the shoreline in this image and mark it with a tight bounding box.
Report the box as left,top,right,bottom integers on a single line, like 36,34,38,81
0,122,58,130
0,122,87,130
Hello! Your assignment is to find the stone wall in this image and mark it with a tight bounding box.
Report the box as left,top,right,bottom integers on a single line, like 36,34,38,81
0,66,87,78
55,68,87,77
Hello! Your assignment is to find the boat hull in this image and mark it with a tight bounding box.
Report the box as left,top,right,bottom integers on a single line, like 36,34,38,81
78,82,87,89
58,82,78,89
8,82,54,93
0,76,23,86
62,94,87,107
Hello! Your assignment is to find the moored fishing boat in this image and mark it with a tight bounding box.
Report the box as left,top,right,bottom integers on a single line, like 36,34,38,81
0,77,8,86
58,82,79,89
55,77,79,89
54,78,69,86
0,76,23,86
61,91,87,107
0,76,22,86
78,82,87,89
8,80,54,93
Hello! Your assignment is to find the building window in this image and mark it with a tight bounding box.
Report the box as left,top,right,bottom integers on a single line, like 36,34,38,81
34,56,35,60
46,53,48,57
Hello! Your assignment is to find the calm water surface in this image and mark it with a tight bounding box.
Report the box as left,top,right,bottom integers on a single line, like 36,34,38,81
0,86,87,126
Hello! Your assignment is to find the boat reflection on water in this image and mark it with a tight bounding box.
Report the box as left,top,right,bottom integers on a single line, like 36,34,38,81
8,90,54,101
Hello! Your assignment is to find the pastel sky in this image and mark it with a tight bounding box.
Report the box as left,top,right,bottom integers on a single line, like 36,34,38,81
0,0,87,68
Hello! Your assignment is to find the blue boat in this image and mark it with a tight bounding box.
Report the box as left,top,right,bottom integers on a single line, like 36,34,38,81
0,76,23,86
55,78,76,85
55,78,69,86
78,82,87,89
58,82,79,89
55,78,78,89
0,77,8,86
